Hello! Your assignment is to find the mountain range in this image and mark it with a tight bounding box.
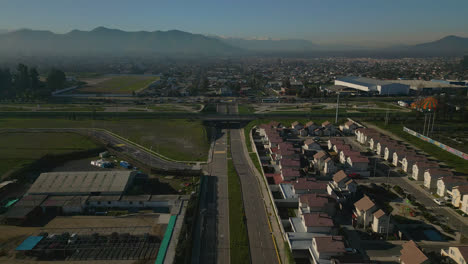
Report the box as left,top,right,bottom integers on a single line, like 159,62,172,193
0,27,467,57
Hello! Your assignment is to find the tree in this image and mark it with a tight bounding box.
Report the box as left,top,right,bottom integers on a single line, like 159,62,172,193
15,63,30,96
29,67,40,92
0,68,13,99
46,69,66,92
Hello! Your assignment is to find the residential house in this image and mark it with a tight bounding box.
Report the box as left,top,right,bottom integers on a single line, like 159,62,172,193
291,121,304,132
265,173,284,185
376,139,393,157
411,161,439,181
353,195,377,227
424,168,454,190
391,146,413,166
314,151,328,171
340,120,359,134
436,176,468,198
384,143,403,161
280,158,301,169
323,158,337,175
301,213,334,234
401,155,427,174
441,246,468,264
300,193,337,216
328,138,344,151
339,149,360,164
392,147,415,167
452,185,468,208
305,121,319,135
371,209,393,234
282,168,301,181
303,139,322,153
310,236,346,264
328,170,357,195
334,144,351,155
346,155,369,171
399,240,429,264
293,178,328,195
462,194,468,215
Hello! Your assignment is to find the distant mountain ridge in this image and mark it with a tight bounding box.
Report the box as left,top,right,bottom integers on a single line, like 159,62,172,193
0,27,466,57
0,27,240,56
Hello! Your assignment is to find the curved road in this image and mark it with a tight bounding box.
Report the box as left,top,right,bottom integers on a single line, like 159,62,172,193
0,128,195,171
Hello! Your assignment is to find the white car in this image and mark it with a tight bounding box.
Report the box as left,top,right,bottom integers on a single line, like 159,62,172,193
433,198,445,205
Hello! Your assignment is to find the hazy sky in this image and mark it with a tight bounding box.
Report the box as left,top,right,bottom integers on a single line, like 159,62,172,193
1,0,467,47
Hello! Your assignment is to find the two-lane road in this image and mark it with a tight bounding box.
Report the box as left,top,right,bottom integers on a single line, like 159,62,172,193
230,128,279,264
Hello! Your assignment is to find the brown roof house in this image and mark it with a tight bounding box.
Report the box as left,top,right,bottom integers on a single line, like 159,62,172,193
346,155,369,172
353,195,377,227
399,240,429,264
314,151,328,171
411,161,439,181
328,138,344,151
301,212,334,234
424,168,453,190
401,155,426,174
436,176,468,198
311,236,346,264
300,193,337,216
323,157,337,175
451,185,468,209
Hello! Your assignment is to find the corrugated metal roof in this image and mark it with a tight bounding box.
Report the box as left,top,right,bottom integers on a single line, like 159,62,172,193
27,171,134,195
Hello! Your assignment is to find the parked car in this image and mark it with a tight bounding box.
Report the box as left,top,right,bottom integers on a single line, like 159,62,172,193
433,198,445,205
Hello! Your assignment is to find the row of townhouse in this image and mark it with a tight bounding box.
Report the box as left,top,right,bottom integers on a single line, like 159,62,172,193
254,121,367,263
326,137,370,176
291,120,339,137
355,127,468,214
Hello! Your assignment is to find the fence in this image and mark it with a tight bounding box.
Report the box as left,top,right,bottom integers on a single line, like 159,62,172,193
403,127,468,160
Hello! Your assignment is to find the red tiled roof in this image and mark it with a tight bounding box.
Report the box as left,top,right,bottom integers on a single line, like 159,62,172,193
293,178,327,191
303,213,333,227
300,193,335,208
373,209,386,219
348,155,369,163
314,236,346,253
314,151,327,159
265,173,284,185
453,185,468,195
282,168,301,178
426,168,454,177
335,144,352,152
305,121,316,127
457,246,468,262
440,176,467,184
322,121,331,127
280,159,301,168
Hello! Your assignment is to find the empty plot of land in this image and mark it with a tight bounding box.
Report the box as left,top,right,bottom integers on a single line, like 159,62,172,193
78,75,160,94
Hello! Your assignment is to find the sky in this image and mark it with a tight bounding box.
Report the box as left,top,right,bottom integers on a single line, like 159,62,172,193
1,0,467,47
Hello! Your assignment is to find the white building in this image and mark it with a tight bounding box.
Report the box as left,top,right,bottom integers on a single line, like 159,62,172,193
335,77,410,95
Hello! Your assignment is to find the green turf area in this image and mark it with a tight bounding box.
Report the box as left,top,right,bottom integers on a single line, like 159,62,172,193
371,121,468,174
228,159,250,264
0,118,210,162
249,153,263,174
238,104,255,114
79,75,159,94
0,132,99,179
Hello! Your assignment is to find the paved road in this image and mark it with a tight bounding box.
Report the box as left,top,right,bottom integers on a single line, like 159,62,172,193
230,128,279,264
0,128,194,171
192,129,230,264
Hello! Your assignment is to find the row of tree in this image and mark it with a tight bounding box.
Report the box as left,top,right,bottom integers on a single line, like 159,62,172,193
0,64,66,100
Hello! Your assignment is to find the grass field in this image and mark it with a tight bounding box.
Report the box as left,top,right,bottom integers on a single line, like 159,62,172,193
78,75,160,94
228,159,250,264
238,104,255,114
0,118,211,162
0,132,99,179
371,121,468,174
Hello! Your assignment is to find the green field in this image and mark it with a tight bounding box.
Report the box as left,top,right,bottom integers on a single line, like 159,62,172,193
371,121,468,174
0,132,99,179
0,118,211,162
79,75,159,94
228,159,250,264
238,104,255,114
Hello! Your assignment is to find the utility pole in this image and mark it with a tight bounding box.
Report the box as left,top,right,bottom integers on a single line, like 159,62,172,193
335,92,340,124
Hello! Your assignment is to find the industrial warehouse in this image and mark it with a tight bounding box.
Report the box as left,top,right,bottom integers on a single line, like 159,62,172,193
335,76,410,95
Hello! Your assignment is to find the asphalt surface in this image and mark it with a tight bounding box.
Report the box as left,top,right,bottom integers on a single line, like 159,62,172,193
230,128,279,264
1,128,194,171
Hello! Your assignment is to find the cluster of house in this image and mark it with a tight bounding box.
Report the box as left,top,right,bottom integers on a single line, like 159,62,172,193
253,121,375,263
355,127,468,213
290,121,339,137
325,137,370,177
399,242,468,264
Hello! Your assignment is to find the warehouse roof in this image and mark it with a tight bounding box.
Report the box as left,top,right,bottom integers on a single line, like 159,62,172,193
337,76,393,86
28,171,135,195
